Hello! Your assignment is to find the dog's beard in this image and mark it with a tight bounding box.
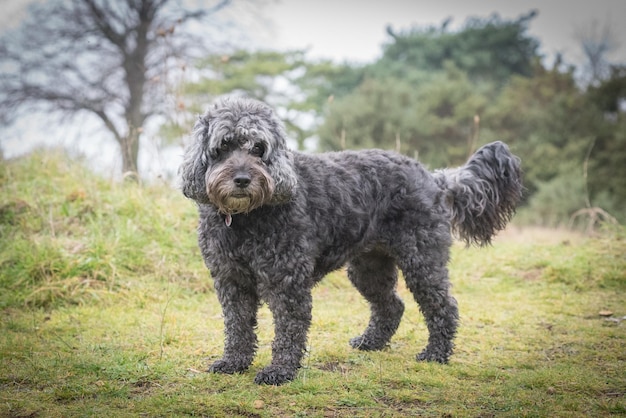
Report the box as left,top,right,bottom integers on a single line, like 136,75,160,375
222,196,252,214
206,164,275,215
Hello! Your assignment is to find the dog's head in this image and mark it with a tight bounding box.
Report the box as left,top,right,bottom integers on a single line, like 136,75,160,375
180,96,297,214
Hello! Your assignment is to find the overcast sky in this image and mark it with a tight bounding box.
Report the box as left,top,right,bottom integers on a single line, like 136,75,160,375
264,0,626,66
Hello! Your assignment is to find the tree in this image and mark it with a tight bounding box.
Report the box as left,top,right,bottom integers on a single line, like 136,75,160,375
315,13,542,166
585,65,626,220
486,59,626,225
164,49,309,149
0,0,232,175
486,61,589,193
380,11,540,85
167,49,363,150
574,19,620,86
318,64,492,168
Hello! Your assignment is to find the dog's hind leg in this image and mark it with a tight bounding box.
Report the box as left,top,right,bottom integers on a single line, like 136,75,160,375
397,245,459,364
348,251,405,351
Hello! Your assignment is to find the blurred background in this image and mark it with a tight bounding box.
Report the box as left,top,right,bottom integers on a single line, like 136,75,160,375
1,0,625,227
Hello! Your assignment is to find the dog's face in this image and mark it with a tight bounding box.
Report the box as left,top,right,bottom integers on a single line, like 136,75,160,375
205,135,275,215
180,97,297,214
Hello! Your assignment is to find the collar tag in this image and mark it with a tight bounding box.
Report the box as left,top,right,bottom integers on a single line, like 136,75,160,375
224,214,232,227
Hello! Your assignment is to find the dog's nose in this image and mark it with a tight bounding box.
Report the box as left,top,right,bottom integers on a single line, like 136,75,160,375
233,173,251,188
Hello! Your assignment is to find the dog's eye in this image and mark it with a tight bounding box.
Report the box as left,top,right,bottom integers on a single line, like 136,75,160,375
213,141,230,159
250,143,265,157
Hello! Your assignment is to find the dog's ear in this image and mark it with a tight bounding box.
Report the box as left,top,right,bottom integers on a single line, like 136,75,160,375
251,101,298,203
179,115,211,204
266,149,298,204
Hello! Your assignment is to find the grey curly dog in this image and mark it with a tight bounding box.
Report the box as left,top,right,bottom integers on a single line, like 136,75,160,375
180,96,522,385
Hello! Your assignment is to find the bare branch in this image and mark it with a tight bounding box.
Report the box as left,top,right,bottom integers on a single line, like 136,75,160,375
82,0,128,50
0,0,243,174
574,18,620,85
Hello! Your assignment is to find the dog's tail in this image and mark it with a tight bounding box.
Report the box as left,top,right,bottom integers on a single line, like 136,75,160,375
434,141,523,246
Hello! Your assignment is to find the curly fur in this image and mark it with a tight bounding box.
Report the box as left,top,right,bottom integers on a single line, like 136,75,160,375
180,96,523,385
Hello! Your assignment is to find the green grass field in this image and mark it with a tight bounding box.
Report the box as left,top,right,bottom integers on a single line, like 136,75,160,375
1,152,624,417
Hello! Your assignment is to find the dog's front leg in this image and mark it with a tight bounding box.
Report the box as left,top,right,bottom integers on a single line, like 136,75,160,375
208,278,259,374
254,285,312,385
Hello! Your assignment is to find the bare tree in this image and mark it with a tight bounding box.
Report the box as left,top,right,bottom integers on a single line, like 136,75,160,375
574,18,620,86
0,0,232,175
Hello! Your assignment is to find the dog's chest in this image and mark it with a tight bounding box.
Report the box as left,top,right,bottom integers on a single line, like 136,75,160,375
204,209,304,273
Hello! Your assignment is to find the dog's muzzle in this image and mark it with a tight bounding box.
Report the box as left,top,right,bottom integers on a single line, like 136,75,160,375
206,154,275,217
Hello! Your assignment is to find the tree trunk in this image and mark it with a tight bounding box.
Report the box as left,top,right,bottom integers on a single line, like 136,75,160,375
119,4,150,179
120,130,140,178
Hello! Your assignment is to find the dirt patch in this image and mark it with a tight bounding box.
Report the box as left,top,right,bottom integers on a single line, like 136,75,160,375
317,361,351,375
494,226,584,245
520,267,544,282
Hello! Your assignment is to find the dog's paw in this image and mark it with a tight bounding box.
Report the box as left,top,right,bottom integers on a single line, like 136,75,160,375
416,349,449,364
254,365,296,385
207,358,250,374
349,335,387,351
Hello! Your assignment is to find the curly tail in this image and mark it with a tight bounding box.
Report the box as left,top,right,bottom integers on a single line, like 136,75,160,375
434,141,523,246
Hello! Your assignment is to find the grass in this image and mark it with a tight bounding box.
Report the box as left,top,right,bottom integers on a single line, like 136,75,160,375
1,151,625,417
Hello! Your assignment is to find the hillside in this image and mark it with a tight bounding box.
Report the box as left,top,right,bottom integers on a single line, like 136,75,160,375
1,152,624,417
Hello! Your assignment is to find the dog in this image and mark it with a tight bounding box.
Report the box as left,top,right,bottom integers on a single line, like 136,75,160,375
180,96,522,385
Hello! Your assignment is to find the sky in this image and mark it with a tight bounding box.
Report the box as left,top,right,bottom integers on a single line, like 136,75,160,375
1,0,625,178
264,0,626,66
